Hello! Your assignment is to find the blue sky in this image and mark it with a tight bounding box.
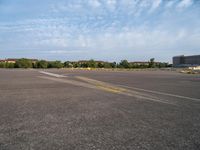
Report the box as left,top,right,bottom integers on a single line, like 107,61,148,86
0,0,200,62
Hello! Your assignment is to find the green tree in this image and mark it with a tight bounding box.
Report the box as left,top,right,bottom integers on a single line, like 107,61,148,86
104,62,112,68
88,59,96,68
48,61,63,68
0,62,5,68
6,63,15,68
36,60,48,68
110,62,117,68
72,62,80,68
15,58,33,68
64,61,73,68
80,62,88,68
119,60,130,68
149,58,155,68
97,62,104,68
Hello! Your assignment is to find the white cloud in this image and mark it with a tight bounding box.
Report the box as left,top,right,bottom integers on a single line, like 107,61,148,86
88,0,101,8
0,0,199,61
107,0,116,5
149,0,162,12
165,0,176,8
105,0,117,11
48,50,87,54
177,0,193,9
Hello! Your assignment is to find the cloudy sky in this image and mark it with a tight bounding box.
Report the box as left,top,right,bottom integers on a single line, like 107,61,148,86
0,0,200,62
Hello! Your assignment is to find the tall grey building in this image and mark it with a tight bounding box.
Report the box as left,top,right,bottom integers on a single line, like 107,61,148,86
173,55,200,67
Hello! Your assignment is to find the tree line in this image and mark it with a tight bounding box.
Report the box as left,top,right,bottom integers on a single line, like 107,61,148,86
0,58,171,69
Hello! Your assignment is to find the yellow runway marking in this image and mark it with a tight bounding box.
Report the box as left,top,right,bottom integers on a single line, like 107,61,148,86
76,76,175,105
38,72,176,105
76,76,127,94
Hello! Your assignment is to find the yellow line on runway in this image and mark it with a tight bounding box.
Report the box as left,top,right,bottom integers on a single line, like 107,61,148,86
76,76,127,93
76,76,176,105
38,73,176,105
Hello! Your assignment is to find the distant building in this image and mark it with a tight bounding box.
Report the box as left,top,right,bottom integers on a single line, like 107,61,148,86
0,58,38,64
0,59,17,63
5,58,18,63
173,55,200,67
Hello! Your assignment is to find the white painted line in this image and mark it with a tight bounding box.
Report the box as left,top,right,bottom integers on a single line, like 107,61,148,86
118,84,200,102
39,71,66,78
39,76,175,105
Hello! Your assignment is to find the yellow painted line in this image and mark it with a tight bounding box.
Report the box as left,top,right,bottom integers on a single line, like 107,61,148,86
38,76,123,94
96,85,122,93
76,76,127,93
76,76,176,105
38,76,176,105
76,76,200,102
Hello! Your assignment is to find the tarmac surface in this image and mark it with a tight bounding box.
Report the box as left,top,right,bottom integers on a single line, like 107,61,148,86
0,69,200,150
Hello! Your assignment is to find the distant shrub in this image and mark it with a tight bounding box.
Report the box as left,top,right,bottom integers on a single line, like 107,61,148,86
15,58,33,68
48,61,63,68
36,60,48,68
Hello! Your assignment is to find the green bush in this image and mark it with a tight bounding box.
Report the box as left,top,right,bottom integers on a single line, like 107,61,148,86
88,59,97,68
64,61,73,68
0,58,170,69
36,60,48,68
119,60,130,68
0,62,6,68
15,58,33,68
48,61,63,68
6,63,15,68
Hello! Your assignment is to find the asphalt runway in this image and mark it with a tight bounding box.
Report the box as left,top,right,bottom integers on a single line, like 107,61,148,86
0,69,200,150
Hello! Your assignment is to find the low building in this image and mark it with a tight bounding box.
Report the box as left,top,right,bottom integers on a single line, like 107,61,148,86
173,55,200,67
0,58,18,63
0,58,38,64
5,59,17,63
